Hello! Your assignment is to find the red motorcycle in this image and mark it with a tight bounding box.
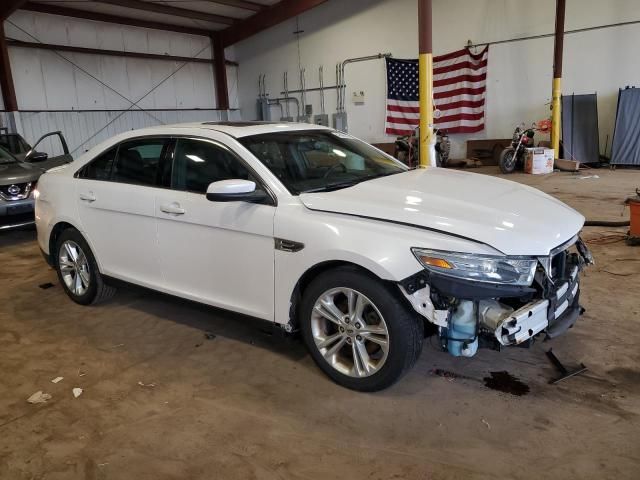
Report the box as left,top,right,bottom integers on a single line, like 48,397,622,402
499,122,538,174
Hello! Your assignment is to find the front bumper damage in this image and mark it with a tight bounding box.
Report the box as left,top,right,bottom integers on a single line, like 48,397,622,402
399,236,592,356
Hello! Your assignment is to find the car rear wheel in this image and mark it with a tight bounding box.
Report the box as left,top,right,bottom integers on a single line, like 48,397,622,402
55,228,115,305
300,266,424,391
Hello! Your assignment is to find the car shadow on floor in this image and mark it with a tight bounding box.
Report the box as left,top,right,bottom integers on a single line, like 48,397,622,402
100,279,309,363
0,227,37,248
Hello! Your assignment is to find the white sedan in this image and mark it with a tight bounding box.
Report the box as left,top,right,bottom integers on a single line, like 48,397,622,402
35,122,592,391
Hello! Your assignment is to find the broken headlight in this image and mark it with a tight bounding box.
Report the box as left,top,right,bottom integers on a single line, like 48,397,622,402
411,248,537,286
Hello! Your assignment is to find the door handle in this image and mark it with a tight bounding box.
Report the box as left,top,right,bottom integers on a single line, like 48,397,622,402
79,192,96,203
160,203,185,215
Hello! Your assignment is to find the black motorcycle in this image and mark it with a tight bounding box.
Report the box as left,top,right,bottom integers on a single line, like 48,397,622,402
499,123,537,174
394,127,450,168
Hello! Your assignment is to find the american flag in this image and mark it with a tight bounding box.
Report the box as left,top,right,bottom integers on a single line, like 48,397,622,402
385,47,489,135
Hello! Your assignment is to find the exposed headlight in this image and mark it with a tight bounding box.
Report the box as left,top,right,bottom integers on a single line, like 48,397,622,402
412,248,537,286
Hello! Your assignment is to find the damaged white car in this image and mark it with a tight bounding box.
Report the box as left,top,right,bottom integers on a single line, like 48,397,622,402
35,122,593,391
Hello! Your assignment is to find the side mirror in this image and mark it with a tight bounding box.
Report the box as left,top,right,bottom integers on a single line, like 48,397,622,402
26,150,48,162
206,179,268,203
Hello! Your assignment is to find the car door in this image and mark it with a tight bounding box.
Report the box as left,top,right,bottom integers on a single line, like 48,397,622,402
155,136,276,320
26,131,74,167
76,137,170,288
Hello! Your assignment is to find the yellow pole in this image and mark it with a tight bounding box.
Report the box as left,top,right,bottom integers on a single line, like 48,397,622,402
419,52,433,167
418,0,433,167
551,77,562,157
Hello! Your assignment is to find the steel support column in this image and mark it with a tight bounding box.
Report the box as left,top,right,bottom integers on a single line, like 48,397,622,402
212,33,230,111
0,23,18,113
418,0,434,167
551,0,566,159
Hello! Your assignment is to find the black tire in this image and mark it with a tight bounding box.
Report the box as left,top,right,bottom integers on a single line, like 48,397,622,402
54,228,116,305
299,266,424,391
499,148,517,174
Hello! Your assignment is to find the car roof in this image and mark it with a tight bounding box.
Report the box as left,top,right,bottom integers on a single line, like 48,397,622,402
151,121,332,139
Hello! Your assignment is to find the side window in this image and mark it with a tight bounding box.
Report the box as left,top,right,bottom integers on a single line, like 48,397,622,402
80,146,117,180
112,138,168,187
172,138,251,194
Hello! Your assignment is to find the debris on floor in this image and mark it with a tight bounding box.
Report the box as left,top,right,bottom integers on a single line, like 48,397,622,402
429,368,472,381
482,418,491,430
72,388,83,398
546,349,588,384
51,376,63,384
137,381,156,388
204,331,216,340
483,371,530,396
27,391,52,404
78,369,87,377
38,282,55,290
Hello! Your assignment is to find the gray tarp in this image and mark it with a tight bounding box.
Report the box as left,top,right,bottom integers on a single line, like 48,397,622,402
562,93,600,164
611,87,640,165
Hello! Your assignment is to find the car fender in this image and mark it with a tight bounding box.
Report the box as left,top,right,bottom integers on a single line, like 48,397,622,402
35,172,103,270
273,201,501,325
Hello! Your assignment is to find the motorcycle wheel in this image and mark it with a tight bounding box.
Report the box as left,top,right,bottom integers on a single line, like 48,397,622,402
499,148,517,174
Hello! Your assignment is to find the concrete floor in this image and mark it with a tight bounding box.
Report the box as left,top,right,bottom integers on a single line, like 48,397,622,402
1,167,639,480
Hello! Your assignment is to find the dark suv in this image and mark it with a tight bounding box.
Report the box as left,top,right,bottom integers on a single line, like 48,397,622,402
0,131,73,231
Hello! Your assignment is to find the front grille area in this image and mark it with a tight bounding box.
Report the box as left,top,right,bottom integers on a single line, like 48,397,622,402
0,182,32,201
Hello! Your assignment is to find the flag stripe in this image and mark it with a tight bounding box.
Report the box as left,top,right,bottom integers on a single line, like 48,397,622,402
434,98,485,110
433,72,486,88
386,127,414,136
433,86,486,100
434,47,488,62
387,115,420,125
434,60,488,75
388,103,420,113
436,111,485,123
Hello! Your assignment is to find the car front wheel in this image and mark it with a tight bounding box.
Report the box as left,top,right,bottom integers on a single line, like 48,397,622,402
55,228,116,305
300,266,424,391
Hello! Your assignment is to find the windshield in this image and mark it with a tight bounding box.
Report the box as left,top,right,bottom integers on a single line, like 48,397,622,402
0,134,30,155
239,130,407,194
0,145,18,165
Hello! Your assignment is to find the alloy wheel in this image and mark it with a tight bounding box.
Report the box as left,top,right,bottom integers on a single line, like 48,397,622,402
310,287,390,378
58,240,91,296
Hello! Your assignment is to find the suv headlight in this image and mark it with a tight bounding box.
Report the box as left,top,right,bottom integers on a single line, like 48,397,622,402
412,248,537,286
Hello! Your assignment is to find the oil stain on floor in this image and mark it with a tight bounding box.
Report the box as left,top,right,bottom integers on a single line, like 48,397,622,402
483,371,530,396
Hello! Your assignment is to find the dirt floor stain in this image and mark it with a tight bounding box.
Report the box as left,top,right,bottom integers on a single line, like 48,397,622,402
483,371,530,396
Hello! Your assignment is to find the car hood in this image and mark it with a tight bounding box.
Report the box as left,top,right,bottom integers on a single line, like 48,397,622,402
0,161,42,185
299,168,585,256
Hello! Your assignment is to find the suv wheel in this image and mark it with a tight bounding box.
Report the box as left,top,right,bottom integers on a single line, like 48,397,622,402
55,228,116,305
300,266,424,391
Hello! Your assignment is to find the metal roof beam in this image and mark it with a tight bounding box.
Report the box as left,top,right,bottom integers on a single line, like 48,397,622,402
203,0,265,13
97,0,236,26
221,0,329,46
22,2,212,36
0,0,28,20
